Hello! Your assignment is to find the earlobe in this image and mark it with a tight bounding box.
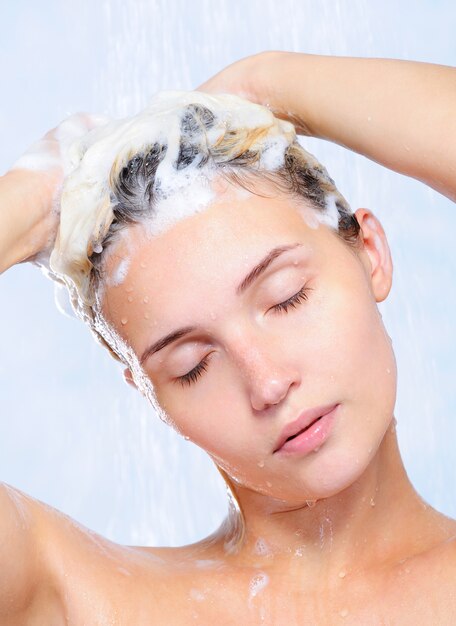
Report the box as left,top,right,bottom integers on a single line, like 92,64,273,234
123,367,138,390
354,208,393,303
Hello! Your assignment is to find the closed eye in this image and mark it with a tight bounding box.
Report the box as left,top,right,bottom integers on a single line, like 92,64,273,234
176,353,213,388
175,285,313,388
269,285,313,313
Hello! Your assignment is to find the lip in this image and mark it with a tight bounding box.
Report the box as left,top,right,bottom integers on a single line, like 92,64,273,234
273,403,340,454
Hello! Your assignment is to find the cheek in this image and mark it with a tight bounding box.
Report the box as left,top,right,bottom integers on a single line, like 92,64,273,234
155,385,258,485
287,267,397,437
316,276,397,458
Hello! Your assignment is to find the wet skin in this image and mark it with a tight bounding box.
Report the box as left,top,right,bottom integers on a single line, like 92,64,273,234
3,183,456,625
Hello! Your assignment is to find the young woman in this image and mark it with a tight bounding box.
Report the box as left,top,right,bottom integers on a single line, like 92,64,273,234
1,52,455,625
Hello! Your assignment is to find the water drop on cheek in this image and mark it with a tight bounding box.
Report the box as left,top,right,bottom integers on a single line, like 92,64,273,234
127,295,134,303
257,460,265,468
143,296,149,304
144,313,150,320
140,261,147,268
121,317,128,325
126,286,134,293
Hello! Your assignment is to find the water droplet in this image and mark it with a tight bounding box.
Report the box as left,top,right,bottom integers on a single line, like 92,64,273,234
370,497,376,507
338,570,347,579
189,588,205,602
404,567,411,574
293,259,298,266
121,317,128,325
313,446,320,453
126,286,134,293
386,368,391,374
127,295,134,303
339,608,349,618
254,538,271,556
257,460,265,468
144,313,150,320
266,481,272,488
306,499,317,508
249,572,269,601
143,296,149,304
183,435,190,441
140,261,147,268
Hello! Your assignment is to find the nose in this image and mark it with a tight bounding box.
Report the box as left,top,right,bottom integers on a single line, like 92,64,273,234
229,337,301,412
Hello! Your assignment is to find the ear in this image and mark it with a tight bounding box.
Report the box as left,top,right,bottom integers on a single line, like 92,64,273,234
123,367,138,390
354,208,393,303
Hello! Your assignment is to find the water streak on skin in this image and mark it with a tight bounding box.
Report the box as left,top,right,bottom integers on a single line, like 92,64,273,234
189,588,206,602
2,484,29,529
248,571,269,609
194,558,223,569
254,538,272,556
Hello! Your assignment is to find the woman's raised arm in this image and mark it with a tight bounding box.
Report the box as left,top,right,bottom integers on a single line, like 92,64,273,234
0,114,107,620
0,168,59,274
0,113,109,275
198,51,456,202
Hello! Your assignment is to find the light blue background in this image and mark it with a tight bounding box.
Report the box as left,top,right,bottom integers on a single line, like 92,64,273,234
0,0,455,546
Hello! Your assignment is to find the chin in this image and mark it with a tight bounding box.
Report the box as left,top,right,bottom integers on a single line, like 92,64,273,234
279,442,382,504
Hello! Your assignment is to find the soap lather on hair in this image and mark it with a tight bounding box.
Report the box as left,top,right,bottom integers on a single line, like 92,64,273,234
46,90,358,366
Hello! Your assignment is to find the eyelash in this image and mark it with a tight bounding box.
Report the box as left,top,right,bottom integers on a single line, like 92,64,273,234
176,285,312,388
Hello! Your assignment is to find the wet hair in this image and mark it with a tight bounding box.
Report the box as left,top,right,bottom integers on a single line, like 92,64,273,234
86,103,360,363
49,98,362,548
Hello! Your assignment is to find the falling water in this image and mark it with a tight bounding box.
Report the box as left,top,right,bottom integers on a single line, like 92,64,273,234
0,0,455,548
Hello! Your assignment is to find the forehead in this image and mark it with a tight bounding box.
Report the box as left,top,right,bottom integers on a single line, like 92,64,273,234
106,189,323,276
99,189,332,330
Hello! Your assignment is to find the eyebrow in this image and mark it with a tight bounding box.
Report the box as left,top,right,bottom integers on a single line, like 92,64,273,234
139,242,303,365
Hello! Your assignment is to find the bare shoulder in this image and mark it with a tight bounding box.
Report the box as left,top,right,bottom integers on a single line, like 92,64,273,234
0,482,66,623
0,482,177,623
429,526,456,575
393,516,456,600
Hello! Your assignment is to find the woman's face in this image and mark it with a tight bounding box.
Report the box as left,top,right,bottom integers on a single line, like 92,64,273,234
101,182,397,504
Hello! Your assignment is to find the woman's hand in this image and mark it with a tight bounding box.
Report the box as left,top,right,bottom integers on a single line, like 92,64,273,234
196,51,313,136
198,52,456,201
197,52,271,104
0,113,108,273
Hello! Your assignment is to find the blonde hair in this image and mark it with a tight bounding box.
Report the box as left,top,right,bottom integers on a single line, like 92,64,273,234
48,92,360,547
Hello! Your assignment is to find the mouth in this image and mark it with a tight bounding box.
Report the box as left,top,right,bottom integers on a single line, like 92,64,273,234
283,416,323,443
273,403,339,454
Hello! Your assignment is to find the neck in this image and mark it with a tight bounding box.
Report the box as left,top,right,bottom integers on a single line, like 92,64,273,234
213,419,445,578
